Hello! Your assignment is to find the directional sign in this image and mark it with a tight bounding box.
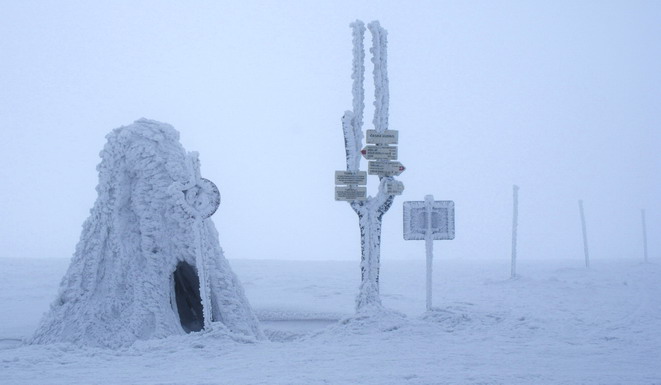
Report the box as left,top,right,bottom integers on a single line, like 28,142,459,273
335,170,367,185
368,161,406,176
366,130,398,145
335,186,367,201
361,145,398,160
403,200,455,240
385,180,405,195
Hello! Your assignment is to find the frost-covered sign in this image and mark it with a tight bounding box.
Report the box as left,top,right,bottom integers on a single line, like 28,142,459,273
403,196,455,311
361,145,398,160
335,186,367,201
183,178,221,219
368,161,406,176
385,180,405,195
403,200,455,240
366,129,398,145
335,171,368,185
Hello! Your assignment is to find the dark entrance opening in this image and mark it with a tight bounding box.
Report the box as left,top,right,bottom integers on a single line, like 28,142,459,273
173,261,204,333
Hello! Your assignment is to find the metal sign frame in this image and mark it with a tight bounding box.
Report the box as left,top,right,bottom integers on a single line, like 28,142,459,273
403,200,455,240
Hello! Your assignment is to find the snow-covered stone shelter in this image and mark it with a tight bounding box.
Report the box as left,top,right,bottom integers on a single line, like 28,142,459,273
31,119,262,348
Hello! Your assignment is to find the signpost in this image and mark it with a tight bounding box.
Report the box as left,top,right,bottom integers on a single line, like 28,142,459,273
368,161,406,176
403,195,455,311
335,21,406,310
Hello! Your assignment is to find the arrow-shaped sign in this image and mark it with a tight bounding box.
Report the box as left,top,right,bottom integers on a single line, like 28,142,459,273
368,161,406,176
361,145,398,160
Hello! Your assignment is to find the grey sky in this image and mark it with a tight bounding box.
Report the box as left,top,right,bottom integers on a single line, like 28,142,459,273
1,1,659,265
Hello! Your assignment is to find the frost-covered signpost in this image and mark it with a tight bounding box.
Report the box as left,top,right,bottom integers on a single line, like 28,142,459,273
403,196,455,311
335,20,405,312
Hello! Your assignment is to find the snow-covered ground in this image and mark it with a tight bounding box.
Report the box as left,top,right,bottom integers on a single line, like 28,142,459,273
1,257,660,384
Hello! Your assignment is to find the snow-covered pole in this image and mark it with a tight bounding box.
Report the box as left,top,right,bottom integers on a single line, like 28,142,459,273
342,20,365,172
642,209,648,263
188,155,213,329
425,195,434,311
368,21,389,134
579,200,590,268
511,185,519,279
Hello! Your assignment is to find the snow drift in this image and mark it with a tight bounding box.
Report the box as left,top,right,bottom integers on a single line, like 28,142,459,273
30,118,263,348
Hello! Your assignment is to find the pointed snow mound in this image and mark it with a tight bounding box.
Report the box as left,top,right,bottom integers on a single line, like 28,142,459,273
31,118,263,348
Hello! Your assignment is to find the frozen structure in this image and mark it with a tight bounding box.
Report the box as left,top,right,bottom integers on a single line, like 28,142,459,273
31,119,263,348
341,21,401,312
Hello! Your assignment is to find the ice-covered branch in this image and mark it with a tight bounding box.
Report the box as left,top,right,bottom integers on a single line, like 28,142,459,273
342,112,361,172
368,21,389,134
350,20,366,133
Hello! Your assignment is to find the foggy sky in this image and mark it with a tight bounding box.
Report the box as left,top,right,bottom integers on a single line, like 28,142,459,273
1,1,659,267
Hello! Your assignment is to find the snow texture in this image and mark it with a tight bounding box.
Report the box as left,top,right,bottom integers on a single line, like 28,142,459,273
2,258,661,384
29,118,262,348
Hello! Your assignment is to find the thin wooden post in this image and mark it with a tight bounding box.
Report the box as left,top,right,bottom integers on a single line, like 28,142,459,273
642,209,648,263
424,195,434,310
579,200,590,268
511,185,519,278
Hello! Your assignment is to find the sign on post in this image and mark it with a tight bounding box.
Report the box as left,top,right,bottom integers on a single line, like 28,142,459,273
403,200,455,240
385,180,405,195
368,161,406,176
335,171,367,185
366,130,398,145
403,196,455,311
361,145,398,160
335,186,367,201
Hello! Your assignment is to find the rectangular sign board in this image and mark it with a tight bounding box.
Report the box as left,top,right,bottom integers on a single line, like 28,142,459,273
403,200,455,240
386,180,405,195
335,186,367,201
366,130,398,145
361,145,398,160
368,161,406,176
335,171,367,185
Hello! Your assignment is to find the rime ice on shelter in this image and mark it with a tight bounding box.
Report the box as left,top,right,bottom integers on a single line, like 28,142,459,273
31,119,263,348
